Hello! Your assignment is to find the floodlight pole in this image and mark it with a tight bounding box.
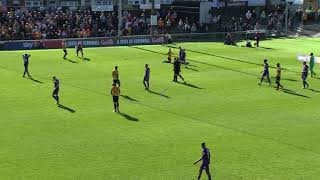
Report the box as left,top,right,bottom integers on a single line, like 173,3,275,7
285,1,288,32
118,0,123,36
151,0,155,38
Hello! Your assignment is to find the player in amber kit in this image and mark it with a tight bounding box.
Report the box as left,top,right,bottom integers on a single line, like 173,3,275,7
112,66,120,86
111,83,120,112
167,48,173,63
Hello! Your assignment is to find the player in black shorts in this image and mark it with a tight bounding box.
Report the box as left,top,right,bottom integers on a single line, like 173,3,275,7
194,143,212,180
62,42,67,59
52,76,60,105
302,61,309,89
173,58,184,82
75,43,83,58
22,54,31,78
259,59,271,85
111,83,120,112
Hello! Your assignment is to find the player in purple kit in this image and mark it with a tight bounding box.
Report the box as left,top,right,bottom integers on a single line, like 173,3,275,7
52,76,60,105
173,58,184,82
302,61,309,89
143,64,150,90
194,143,212,180
259,59,271,85
178,47,183,61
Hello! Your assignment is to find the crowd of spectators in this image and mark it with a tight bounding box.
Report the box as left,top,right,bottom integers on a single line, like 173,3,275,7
0,9,119,40
208,7,287,33
0,6,315,41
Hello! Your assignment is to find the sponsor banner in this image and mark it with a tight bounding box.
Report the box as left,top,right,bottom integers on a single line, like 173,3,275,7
140,3,160,10
152,36,164,43
116,37,151,45
3,40,44,50
42,39,63,49
248,0,265,6
92,5,114,11
65,38,114,47
293,0,303,4
246,30,266,33
101,38,114,46
0,36,164,50
228,0,248,6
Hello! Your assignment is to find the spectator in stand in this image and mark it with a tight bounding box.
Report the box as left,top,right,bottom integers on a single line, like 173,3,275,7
252,10,257,21
260,11,266,24
158,18,164,33
191,23,197,34
178,19,184,31
246,10,252,22
166,18,172,33
0,7,288,40
184,23,191,33
302,11,308,24
185,17,189,25
224,33,234,45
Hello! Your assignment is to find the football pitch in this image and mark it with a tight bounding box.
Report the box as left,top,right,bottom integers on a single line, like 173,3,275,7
1,38,320,180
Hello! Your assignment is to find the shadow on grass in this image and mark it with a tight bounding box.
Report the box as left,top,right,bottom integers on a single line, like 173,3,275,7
64,58,78,63
29,77,44,83
184,66,199,72
258,46,276,50
131,45,298,77
282,88,310,98
309,88,320,93
188,58,259,77
148,90,170,98
165,45,296,73
131,46,166,55
81,57,91,61
119,112,139,122
58,104,76,113
266,77,298,82
120,95,139,102
131,46,262,77
188,64,197,67
176,81,203,89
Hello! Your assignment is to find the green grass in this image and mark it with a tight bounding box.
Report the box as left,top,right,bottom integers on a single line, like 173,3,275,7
1,38,320,180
